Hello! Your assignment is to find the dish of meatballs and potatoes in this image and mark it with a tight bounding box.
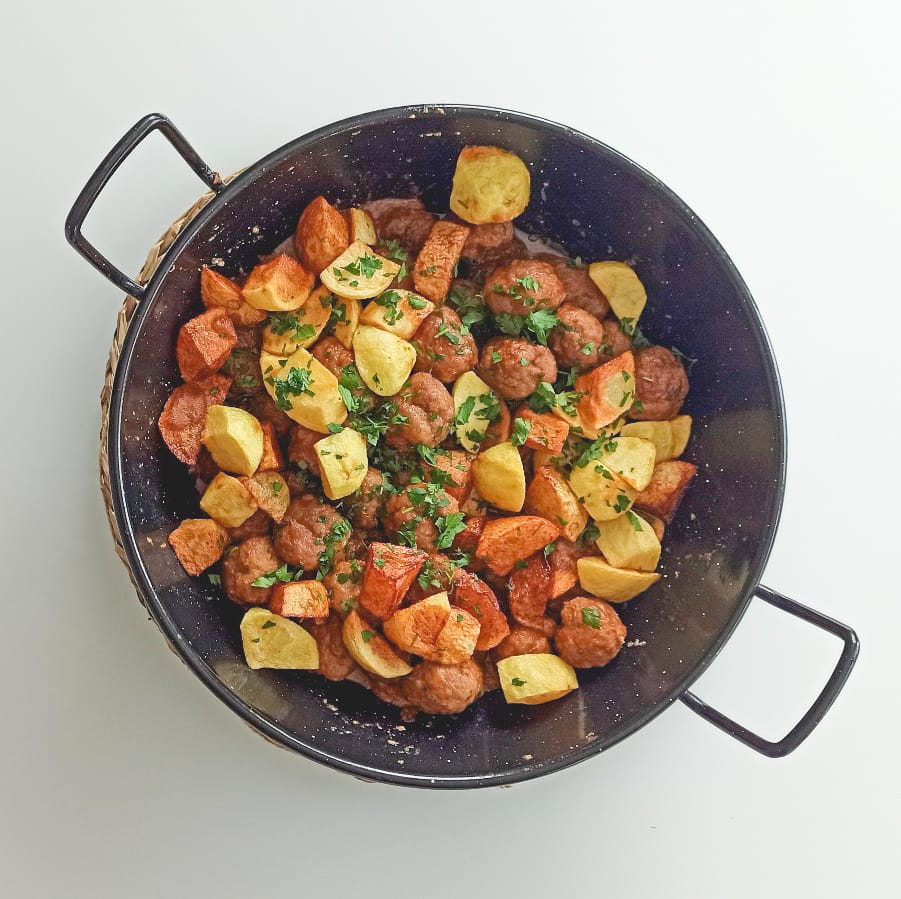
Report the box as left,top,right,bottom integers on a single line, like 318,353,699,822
159,144,697,719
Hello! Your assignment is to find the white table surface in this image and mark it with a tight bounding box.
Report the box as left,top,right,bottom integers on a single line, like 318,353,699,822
2,1,898,896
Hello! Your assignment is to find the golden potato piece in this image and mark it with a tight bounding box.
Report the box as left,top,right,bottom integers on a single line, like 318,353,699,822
669,415,692,458
346,207,378,245
331,296,361,349
633,460,697,523
294,196,349,274
320,241,400,300
313,427,368,499
261,285,333,355
497,653,578,705
240,607,319,670
359,289,435,340
241,470,290,522
383,592,451,656
577,556,660,602
169,518,228,576
599,436,657,492
524,466,588,541
568,462,637,522
425,607,481,664
199,472,258,528
342,610,412,678
575,352,636,431
201,405,264,476
242,254,314,312
449,146,531,224
269,580,330,619
351,325,417,396
452,370,498,452
588,261,647,330
259,348,347,433
472,442,526,513
618,420,674,461
595,510,661,572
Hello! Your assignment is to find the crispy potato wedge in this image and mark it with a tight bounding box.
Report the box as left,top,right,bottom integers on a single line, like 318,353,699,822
383,592,451,656
449,146,531,224
425,607,481,664
620,415,692,462
200,265,266,326
508,552,551,628
472,441,526,512
575,351,636,430
261,285,333,355
257,420,285,472
413,220,470,302
476,516,560,576
331,296,361,349
158,375,231,465
524,466,588,541
514,407,570,454
497,653,578,705
241,607,319,670
342,610,412,678
359,542,428,620
345,207,378,245
577,556,660,602
259,348,347,433
269,580,330,619
314,427,368,499
359,289,435,340
568,461,637,522
548,541,580,598
351,325,417,396
598,436,657,491
422,449,473,504
452,569,510,650
588,261,647,328
176,308,237,383
242,254,314,312
669,415,692,458
241,470,289,521
633,460,697,522
200,472,258,528
550,403,600,440
452,371,500,452
169,518,228,576
202,404,264,476
320,241,400,300
642,512,666,542
595,510,661,572
294,196,350,274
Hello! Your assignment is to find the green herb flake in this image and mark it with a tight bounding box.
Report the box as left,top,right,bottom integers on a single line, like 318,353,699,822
581,607,602,629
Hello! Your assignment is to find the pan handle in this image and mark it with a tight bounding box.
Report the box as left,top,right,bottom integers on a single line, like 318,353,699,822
680,585,859,757
64,113,223,300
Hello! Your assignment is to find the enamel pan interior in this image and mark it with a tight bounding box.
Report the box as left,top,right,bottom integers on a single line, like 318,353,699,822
108,105,785,787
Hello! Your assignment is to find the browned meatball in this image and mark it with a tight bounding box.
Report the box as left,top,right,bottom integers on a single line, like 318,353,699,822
403,660,483,714
342,467,388,531
493,625,551,661
287,423,322,476
631,346,689,421
310,616,357,681
311,336,353,379
226,509,271,543
555,597,626,668
485,260,566,317
248,391,292,437
221,536,280,606
533,253,610,320
598,318,633,362
412,307,478,383
548,303,605,370
385,373,454,450
382,487,460,554
273,495,349,571
477,337,557,400
322,558,363,615
461,221,514,261
363,197,436,254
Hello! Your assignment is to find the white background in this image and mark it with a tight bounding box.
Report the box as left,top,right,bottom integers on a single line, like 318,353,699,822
2,1,898,896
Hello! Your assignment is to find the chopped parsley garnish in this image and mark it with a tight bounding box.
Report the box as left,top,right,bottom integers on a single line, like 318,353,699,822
361,629,374,643
316,519,351,580
261,620,277,630
266,365,314,411
511,677,527,687
581,607,602,629
269,311,316,341
375,289,404,325
251,563,305,587
435,512,466,550
510,416,532,446
327,423,345,434
626,511,644,531
494,307,559,346
207,573,221,586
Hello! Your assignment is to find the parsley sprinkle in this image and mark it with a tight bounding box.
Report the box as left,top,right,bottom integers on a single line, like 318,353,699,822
582,607,602,629
511,677,527,687
361,629,374,643
510,417,532,446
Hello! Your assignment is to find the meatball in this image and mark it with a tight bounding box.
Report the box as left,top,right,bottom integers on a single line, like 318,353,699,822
221,536,280,606
403,660,483,715
343,466,387,531
226,509,271,543
493,625,551,661
412,307,478,383
322,559,363,615
382,487,460,554
311,336,353,379
363,197,436,254
477,337,557,400
598,318,633,362
631,346,689,421
485,260,566,317
554,597,626,668
273,495,349,571
248,391,292,437
385,373,455,449
533,253,610,319
461,221,514,261
310,616,357,681
548,303,605,370
287,423,322,476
